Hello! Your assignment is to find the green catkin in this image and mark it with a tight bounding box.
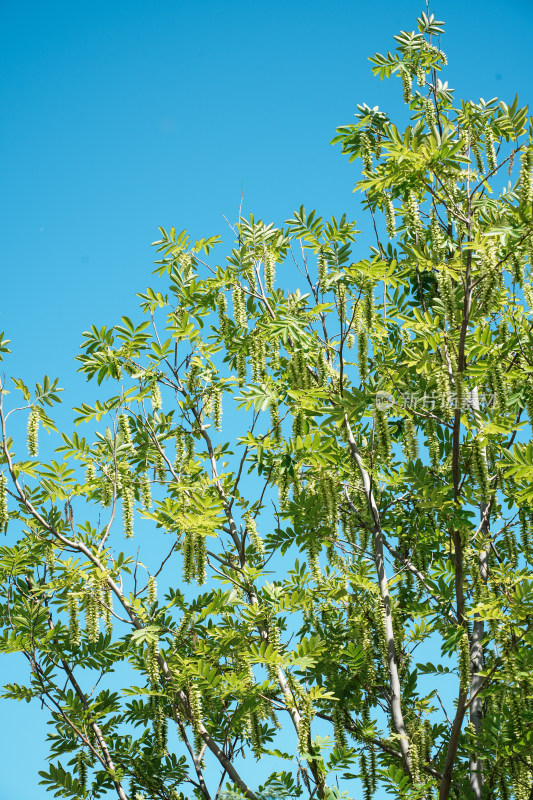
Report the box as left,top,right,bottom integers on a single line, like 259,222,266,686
212,385,222,431
269,336,280,372
147,575,157,606
85,591,100,643
186,363,200,395
357,331,368,380
360,132,373,172
305,538,321,583
319,475,337,523
360,752,372,800
374,405,392,462
453,371,466,411
374,596,389,672
519,148,533,206
236,349,247,381
317,247,328,289
232,285,248,329
511,253,524,285
345,332,355,349
45,546,55,576
288,351,311,390
424,718,433,761
436,369,452,418
292,405,304,441
250,332,267,382
0,475,8,530
245,513,265,557
153,698,168,756
317,348,328,385
102,584,113,636
437,267,456,324
244,261,257,292
270,403,281,442
489,359,506,413
410,730,421,784
119,413,134,456
374,132,382,159
384,195,396,239
336,282,347,323
184,431,194,463
27,409,39,457
406,191,422,239
471,139,484,174
401,70,413,103
147,639,160,688
519,507,531,561
416,62,425,86
182,530,196,582
363,285,374,329
140,472,151,511
480,240,501,311
248,711,263,759
369,744,377,793
403,416,419,461
174,609,194,646
76,751,87,792
297,694,313,755
278,471,290,511
332,705,347,749
264,250,276,294
500,771,510,800
504,525,518,569
268,619,281,663
122,484,134,538
195,533,206,584
67,594,81,648
85,462,96,484
150,383,162,411
430,212,444,253
217,292,229,339
523,281,533,311
189,682,203,755
425,97,437,129
174,427,185,470
458,628,471,691
101,475,112,507
485,126,497,172
362,623,375,684
155,448,166,482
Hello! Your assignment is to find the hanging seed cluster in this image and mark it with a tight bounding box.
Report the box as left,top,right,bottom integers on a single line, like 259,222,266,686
151,383,162,411
140,471,151,510
0,475,8,530
189,682,203,755
122,483,134,538
147,575,157,606
232,285,248,329
68,595,81,648
384,195,396,238
119,413,135,457
85,591,100,644
27,409,39,457
182,530,207,584
245,513,265,558
263,250,276,294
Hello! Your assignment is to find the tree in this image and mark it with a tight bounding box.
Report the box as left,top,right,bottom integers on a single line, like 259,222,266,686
1,11,533,800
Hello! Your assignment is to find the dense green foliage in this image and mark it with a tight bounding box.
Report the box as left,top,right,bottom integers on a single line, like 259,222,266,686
1,12,533,800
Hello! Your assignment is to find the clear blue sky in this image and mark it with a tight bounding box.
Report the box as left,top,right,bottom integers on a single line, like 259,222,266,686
1,1,533,797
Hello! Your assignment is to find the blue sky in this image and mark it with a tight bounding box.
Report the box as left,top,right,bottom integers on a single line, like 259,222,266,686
1,0,533,797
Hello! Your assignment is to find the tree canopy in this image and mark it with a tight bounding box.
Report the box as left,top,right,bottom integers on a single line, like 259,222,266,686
1,11,533,800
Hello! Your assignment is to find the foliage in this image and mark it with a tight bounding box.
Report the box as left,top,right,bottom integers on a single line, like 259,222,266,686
1,12,533,800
